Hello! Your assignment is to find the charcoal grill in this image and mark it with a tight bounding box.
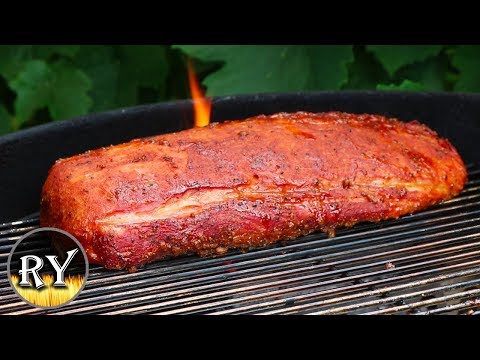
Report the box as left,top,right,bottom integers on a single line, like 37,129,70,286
1,91,479,315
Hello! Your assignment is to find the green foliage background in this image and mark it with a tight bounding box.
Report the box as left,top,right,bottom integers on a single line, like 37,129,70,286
0,45,477,135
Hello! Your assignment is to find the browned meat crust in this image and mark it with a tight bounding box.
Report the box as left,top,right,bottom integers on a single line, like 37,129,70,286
40,112,467,270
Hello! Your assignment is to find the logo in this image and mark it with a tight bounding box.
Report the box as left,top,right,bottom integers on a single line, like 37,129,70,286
7,227,89,309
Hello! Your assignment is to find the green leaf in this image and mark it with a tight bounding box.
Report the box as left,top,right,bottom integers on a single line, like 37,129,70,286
48,61,93,120
367,45,443,76
393,54,449,91
343,45,389,90
9,60,93,124
9,60,51,124
0,104,12,135
115,45,169,106
376,79,425,91
0,45,33,81
32,45,80,59
305,46,354,90
184,45,309,94
74,45,120,112
0,45,80,82
452,45,480,92
174,45,353,95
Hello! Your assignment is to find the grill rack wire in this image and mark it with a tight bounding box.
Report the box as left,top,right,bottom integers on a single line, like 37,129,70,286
1,164,480,315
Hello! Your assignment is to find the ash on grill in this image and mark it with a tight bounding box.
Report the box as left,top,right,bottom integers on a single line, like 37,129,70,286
1,164,480,315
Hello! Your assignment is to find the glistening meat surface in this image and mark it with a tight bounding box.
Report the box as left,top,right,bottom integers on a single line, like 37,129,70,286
40,112,467,270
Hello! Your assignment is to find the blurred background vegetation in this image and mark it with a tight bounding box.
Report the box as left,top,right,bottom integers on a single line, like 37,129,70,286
0,45,479,135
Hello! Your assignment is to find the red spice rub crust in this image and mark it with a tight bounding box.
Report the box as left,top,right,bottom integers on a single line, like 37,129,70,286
40,112,467,270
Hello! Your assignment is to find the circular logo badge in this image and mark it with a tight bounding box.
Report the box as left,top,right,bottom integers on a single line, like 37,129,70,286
7,227,89,309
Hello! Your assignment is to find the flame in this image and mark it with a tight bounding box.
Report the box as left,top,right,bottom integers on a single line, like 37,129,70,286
188,59,211,127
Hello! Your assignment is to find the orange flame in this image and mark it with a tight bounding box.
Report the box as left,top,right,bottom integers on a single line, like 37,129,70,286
188,59,211,127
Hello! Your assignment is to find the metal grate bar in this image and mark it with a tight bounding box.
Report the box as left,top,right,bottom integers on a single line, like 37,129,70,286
413,299,480,315
359,287,480,315
264,266,480,315
5,219,480,315
0,165,479,315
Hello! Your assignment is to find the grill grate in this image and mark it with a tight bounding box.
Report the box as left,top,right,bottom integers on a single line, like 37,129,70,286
1,165,480,315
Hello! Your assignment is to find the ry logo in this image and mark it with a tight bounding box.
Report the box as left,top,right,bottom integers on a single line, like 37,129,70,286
18,249,79,289
7,227,89,309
